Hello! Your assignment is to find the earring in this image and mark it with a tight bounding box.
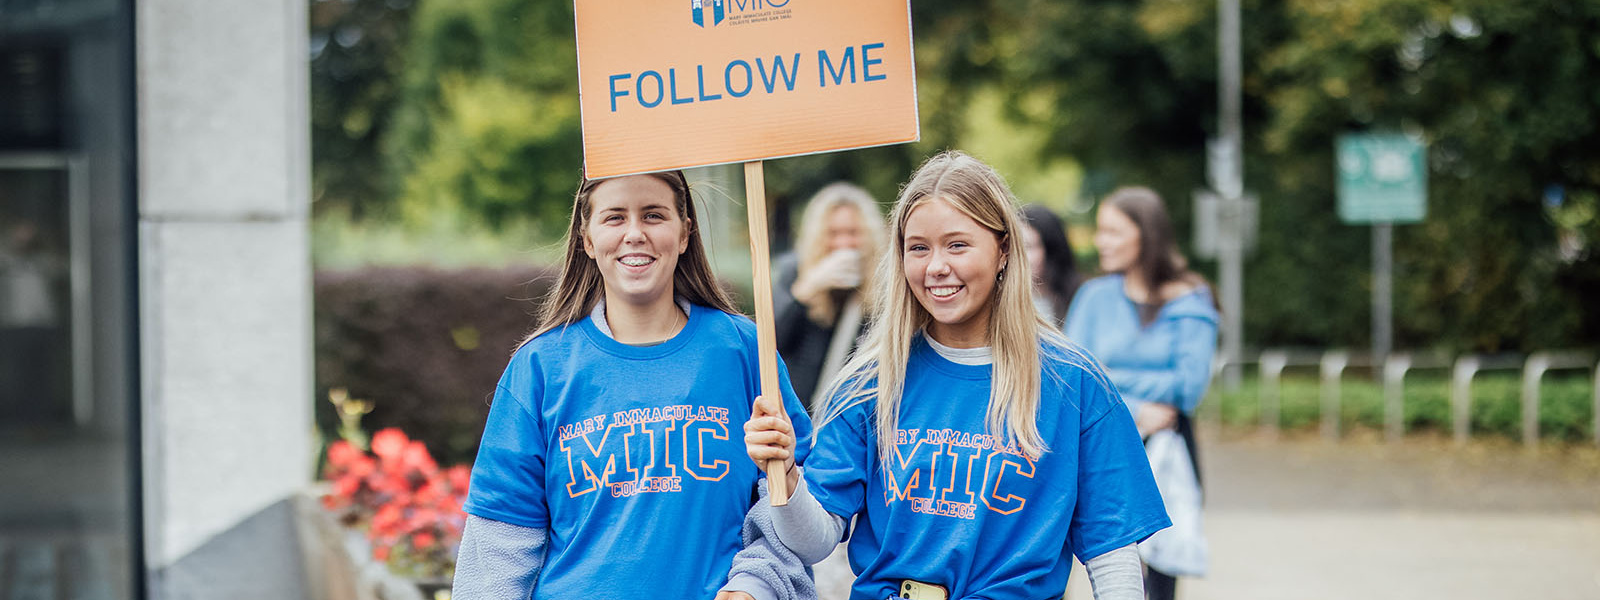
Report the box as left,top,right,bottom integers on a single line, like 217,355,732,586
998,267,1006,282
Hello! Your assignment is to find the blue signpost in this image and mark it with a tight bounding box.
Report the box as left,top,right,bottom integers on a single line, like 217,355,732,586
1337,132,1427,368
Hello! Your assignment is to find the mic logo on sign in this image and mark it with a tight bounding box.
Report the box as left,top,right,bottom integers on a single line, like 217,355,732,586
691,0,725,27
694,0,792,28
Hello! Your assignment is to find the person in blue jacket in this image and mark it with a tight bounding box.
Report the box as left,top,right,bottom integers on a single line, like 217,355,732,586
1065,185,1220,600
744,151,1169,600
452,171,814,600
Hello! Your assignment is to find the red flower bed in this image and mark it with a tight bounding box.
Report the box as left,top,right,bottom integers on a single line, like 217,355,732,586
322,428,470,578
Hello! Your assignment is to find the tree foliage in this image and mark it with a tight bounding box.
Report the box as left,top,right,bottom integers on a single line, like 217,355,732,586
386,0,583,229
310,0,417,216
1000,0,1600,351
310,0,1600,351
1246,0,1600,351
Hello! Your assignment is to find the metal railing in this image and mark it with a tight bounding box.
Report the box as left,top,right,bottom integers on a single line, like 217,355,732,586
1254,349,1321,441
1214,349,1598,446
1520,351,1596,447
1381,352,1452,441
1449,354,1532,445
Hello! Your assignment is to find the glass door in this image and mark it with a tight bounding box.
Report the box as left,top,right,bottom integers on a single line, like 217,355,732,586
1,3,138,597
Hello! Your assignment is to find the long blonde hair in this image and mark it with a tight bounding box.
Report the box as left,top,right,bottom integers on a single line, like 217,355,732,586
793,182,887,324
522,171,738,346
818,151,1061,460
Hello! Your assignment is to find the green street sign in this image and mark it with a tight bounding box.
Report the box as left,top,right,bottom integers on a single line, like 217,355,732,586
1337,133,1427,224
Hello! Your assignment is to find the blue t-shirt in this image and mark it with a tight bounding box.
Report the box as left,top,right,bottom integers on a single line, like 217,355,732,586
805,336,1169,600
464,303,813,600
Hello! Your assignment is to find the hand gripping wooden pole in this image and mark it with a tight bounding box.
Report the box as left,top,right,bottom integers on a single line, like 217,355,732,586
744,160,790,506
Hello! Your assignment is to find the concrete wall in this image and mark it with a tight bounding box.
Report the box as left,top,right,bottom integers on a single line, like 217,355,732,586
136,0,313,596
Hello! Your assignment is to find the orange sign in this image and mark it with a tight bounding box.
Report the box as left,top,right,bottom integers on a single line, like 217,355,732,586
574,0,919,178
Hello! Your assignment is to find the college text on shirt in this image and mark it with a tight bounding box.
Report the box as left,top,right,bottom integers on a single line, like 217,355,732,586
885,428,1035,520
557,405,735,498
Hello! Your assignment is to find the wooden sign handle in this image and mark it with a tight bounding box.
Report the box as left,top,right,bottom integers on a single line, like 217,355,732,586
744,160,790,506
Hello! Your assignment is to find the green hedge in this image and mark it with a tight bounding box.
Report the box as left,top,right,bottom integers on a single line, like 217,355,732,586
314,266,553,465
313,265,748,464
314,265,1597,459
1209,373,1597,442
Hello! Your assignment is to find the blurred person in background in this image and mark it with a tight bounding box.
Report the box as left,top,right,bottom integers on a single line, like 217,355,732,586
1020,204,1084,328
773,182,886,410
0,216,66,421
1065,186,1219,600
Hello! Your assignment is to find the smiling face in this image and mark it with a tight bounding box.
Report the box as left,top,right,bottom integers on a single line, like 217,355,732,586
1094,204,1141,275
902,197,1008,348
582,175,690,308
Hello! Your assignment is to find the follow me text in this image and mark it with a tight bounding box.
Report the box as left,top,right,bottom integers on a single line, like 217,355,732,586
607,43,889,112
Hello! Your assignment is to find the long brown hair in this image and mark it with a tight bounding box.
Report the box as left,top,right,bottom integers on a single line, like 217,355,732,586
1101,186,1216,308
1021,203,1083,322
522,171,738,346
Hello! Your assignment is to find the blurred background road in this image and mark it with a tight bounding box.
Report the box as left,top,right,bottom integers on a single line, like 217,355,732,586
1183,428,1600,600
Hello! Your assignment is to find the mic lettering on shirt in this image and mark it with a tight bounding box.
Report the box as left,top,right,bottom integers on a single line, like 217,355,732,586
558,404,734,499
885,427,1035,519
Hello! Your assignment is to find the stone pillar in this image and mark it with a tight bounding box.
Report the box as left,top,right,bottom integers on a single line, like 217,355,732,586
136,0,313,596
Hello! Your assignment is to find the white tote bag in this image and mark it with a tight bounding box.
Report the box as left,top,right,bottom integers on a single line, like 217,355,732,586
1138,429,1209,577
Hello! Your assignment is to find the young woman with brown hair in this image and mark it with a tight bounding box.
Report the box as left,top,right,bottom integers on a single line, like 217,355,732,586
454,171,814,600
1066,186,1221,600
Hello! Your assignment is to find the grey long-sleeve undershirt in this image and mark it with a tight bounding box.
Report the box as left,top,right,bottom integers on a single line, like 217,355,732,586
451,513,793,600
451,516,546,600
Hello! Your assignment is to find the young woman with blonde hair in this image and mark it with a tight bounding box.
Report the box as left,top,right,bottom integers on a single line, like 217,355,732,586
774,182,888,409
454,171,814,600
744,152,1168,600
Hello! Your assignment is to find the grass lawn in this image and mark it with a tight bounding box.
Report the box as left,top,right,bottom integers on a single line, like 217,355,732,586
1204,372,1596,442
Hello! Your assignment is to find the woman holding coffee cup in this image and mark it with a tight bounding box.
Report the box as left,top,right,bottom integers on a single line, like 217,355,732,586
773,182,887,411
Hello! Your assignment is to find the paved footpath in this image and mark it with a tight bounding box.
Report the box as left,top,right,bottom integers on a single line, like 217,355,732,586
818,428,1600,599
1179,429,1600,600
